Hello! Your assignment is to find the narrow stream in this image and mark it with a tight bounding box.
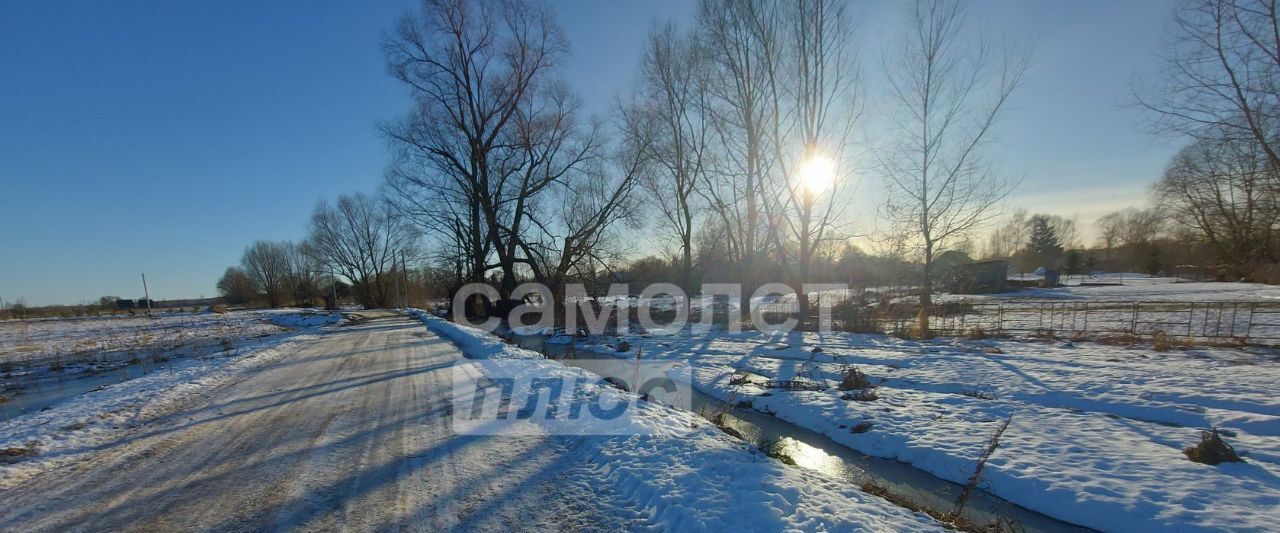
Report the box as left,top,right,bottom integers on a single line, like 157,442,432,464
505,333,1092,533
1,362,159,420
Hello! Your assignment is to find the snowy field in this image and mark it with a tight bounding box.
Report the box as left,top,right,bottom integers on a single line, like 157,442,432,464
5,309,945,530
0,310,341,484
0,310,334,366
549,324,1280,532
0,330,326,488
973,273,1280,303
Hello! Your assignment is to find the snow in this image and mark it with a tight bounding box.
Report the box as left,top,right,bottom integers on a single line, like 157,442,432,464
0,309,329,365
0,309,342,486
408,309,946,531
0,329,323,488
266,311,343,329
974,276,1280,303
545,323,1280,532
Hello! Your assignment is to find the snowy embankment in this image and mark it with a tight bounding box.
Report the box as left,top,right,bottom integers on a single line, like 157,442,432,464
0,309,336,365
563,327,1280,532
408,310,945,531
0,312,340,487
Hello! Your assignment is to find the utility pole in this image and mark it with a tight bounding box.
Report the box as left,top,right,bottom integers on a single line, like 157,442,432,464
393,257,402,310
141,273,153,316
401,250,411,308
330,266,338,312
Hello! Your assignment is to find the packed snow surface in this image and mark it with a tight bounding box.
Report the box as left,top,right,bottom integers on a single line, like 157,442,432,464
549,322,1280,532
0,330,321,488
412,310,945,531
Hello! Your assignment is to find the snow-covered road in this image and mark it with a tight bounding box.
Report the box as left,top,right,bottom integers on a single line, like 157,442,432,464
1,312,941,531
0,313,641,531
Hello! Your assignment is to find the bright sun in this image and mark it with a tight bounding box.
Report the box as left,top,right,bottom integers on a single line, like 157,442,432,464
797,155,835,194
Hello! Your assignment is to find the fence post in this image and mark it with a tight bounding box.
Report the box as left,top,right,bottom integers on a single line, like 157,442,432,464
1130,302,1139,335
1245,303,1255,343
1229,303,1238,337
1215,304,1224,336
1187,303,1194,339
997,303,1004,335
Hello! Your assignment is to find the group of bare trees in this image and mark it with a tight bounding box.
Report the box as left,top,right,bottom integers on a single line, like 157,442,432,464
217,193,419,309
1141,0,1280,279
382,0,644,314
970,1,1280,284
218,241,325,308
307,193,419,308
381,0,1028,327
631,0,1025,331
201,0,1280,323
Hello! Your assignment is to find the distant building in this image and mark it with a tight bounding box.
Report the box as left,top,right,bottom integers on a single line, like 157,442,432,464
115,298,155,310
949,260,1009,294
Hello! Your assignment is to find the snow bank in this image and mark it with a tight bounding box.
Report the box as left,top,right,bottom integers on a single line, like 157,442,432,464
565,326,1280,532
406,309,945,531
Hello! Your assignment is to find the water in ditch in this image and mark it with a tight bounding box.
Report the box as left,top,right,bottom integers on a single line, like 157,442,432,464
507,333,1092,533
0,344,233,421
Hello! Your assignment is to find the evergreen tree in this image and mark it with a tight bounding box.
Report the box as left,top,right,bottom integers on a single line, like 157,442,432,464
1027,215,1063,268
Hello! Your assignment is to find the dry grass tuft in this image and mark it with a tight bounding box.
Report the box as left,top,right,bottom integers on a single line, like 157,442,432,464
842,388,879,402
961,387,996,400
764,379,826,391
1151,330,1193,352
837,366,874,391
1184,429,1243,465
1,442,40,463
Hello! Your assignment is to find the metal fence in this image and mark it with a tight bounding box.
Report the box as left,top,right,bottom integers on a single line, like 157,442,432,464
765,300,1280,345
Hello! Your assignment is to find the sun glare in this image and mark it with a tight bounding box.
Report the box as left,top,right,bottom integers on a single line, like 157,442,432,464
798,155,835,194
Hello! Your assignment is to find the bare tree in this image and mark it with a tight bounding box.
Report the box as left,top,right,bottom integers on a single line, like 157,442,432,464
241,241,293,308
695,0,860,319
383,0,577,307
765,0,861,319
306,193,417,309
519,150,648,308
697,0,780,312
1157,135,1279,276
1095,211,1126,260
216,266,259,306
626,21,711,296
286,242,326,306
1119,207,1167,247
878,0,1028,336
982,208,1027,259
1140,0,1280,173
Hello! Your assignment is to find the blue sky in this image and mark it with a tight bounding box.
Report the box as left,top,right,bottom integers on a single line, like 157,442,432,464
0,1,1178,305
